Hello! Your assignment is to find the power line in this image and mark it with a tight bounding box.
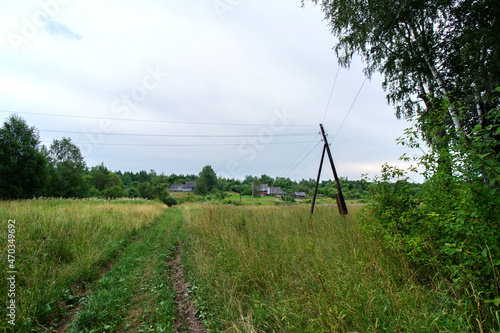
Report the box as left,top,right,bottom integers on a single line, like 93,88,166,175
331,77,367,141
281,133,320,175
41,141,315,147
284,139,322,177
39,129,318,138
0,110,317,127
321,66,341,123
290,146,324,180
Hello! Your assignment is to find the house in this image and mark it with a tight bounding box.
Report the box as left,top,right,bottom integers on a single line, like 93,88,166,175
259,184,269,196
182,181,197,192
268,187,286,196
259,184,286,197
294,192,306,199
168,184,184,192
168,181,197,192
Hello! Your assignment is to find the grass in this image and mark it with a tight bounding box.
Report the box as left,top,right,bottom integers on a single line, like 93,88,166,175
0,198,166,332
173,191,359,207
66,207,183,332
181,204,473,332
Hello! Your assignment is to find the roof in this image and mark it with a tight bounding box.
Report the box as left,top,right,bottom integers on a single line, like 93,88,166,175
260,184,269,192
294,192,306,197
184,181,197,188
169,181,197,191
268,187,286,195
168,184,185,191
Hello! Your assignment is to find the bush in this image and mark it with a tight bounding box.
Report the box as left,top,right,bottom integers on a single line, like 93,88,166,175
163,197,178,207
100,185,128,199
363,104,500,330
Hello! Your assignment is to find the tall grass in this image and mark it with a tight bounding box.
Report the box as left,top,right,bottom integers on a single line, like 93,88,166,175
182,204,472,332
0,198,166,332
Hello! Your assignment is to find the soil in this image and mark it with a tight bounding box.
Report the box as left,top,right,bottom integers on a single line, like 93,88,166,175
171,241,205,333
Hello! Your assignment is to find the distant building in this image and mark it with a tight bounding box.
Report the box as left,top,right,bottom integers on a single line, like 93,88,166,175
168,181,197,192
294,192,306,199
259,184,269,196
183,181,197,192
259,184,286,197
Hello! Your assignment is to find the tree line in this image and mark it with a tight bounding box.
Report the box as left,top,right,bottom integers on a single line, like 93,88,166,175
0,115,381,203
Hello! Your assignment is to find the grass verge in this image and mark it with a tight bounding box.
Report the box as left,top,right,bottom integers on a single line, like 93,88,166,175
182,204,473,332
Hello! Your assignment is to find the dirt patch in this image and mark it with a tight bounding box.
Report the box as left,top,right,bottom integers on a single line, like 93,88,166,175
171,241,205,333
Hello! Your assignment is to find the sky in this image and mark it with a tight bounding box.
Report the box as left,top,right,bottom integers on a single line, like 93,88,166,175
0,0,423,182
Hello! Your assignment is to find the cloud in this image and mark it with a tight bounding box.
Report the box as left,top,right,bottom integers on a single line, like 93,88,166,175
41,15,82,42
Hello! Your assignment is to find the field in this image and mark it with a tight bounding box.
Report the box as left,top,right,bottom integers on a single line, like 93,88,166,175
0,198,176,332
1,199,477,332
182,204,471,332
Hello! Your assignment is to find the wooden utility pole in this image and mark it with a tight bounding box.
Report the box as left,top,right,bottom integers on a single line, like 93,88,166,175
310,124,348,217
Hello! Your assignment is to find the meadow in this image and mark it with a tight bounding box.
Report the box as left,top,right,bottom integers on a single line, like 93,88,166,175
0,199,483,332
182,204,474,332
0,198,169,332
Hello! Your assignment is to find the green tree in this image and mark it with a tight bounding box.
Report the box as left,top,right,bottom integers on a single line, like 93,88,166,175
196,165,218,195
47,137,89,198
0,115,47,199
106,173,123,189
137,182,155,200
307,0,500,147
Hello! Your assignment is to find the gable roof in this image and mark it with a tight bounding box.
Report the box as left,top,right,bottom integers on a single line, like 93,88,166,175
184,181,197,188
260,184,269,192
168,184,185,191
268,187,286,195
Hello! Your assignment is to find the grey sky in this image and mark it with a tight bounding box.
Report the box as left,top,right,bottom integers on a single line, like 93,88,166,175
0,0,423,182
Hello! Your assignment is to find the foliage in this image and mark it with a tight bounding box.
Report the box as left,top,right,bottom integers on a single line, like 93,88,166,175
163,197,178,207
307,0,500,142
363,102,500,331
196,165,218,195
100,185,128,199
0,115,47,199
47,137,90,198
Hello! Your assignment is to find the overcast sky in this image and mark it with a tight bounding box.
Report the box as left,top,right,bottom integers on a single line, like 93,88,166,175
0,0,423,182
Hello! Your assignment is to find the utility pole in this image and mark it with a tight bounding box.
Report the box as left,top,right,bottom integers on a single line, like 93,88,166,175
310,124,348,217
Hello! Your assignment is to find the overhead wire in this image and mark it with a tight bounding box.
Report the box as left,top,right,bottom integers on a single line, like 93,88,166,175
283,139,322,178
0,109,316,127
40,141,314,147
330,77,367,141
290,146,325,180
321,65,341,124
38,128,318,138
281,133,320,175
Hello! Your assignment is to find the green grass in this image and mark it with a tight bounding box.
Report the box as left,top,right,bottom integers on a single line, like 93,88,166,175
181,204,473,332
67,207,182,332
0,198,167,332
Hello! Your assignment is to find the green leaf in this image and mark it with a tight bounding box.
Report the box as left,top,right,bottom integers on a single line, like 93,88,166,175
485,297,500,306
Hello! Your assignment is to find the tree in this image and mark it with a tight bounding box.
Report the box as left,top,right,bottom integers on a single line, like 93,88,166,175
0,115,47,199
106,173,123,189
47,137,89,198
137,182,155,200
259,174,274,186
251,179,261,205
196,165,218,195
306,0,500,147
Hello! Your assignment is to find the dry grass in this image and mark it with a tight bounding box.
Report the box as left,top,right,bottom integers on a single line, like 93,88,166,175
182,204,470,332
0,198,166,331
